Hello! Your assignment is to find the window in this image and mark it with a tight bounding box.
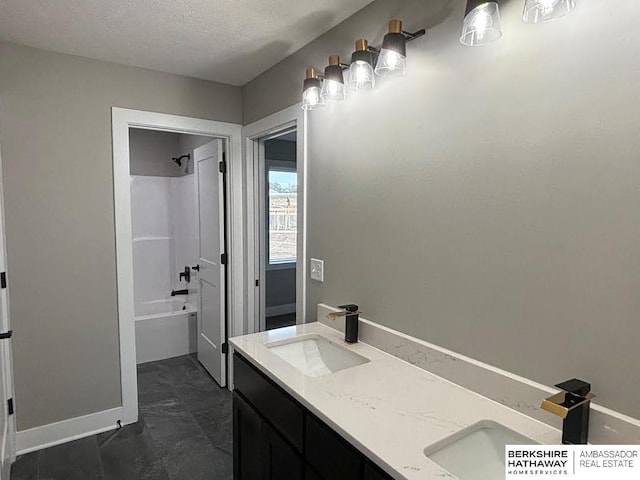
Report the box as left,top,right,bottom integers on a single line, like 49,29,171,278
268,167,297,264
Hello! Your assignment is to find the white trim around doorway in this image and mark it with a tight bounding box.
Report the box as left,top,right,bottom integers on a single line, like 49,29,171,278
242,104,307,334
112,108,243,426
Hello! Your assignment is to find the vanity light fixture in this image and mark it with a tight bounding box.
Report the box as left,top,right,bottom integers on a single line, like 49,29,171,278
522,0,576,24
375,19,426,77
348,39,376,91
301,68,325,110
460,0,502,46
321,55,347,101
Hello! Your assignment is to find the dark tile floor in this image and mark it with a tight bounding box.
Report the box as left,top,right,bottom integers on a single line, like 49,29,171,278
265,312,296,331
11,354,232,480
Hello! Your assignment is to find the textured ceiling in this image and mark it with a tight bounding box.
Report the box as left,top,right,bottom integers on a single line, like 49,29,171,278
0,0,375,86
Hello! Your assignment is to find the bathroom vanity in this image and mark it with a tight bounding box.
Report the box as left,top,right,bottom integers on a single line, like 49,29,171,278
230,322,561,480
233,351,392,480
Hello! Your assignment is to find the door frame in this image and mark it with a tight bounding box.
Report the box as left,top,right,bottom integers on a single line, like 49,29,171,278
242,104,307,333
0,145,16,473
112,108,243,425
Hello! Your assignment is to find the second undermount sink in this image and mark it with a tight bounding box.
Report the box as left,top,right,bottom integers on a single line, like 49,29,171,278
265,334,370,377
424,420,538,480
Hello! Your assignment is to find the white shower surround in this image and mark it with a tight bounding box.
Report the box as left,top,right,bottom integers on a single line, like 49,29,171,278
130,175,199,364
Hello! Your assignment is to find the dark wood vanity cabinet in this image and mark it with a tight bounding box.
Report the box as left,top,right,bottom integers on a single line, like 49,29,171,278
262,420,304,480
305,466,323,480
233,352,394,480
233,392,303,480
305,414,362,479
364,461,395,480
232,392,263,480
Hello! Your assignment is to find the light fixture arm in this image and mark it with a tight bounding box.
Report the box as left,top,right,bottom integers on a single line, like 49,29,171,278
367,26,426,61
366,46,380,65
301,19,427,108
305,69,326,80
341,25,425,70
402,29,426,43
307,63,347,78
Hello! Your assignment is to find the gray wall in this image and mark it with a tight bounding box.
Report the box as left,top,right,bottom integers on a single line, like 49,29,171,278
129,130,212,177
265,139,296,163
265,139,297,310
178,134,215,155
178,134,215,175
129,129,183,177
0,41,242,430
245,0,640,418
266,269,296,308
242,0,429,123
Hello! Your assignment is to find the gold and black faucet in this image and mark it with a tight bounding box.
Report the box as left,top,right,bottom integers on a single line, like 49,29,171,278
541,378,595,444
327,304,360,343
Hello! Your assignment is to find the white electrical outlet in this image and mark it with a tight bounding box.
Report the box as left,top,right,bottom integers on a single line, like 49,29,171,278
310,258,324,282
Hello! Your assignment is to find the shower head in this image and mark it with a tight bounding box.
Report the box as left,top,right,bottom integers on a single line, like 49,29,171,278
172,154,190,167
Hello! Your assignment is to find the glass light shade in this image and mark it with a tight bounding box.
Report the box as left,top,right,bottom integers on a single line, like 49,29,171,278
460,2,502,46
375,48,407,77
523,0,576,23
301,82,325,110
322,62,347,101
348,61,375,91
321,79,346,101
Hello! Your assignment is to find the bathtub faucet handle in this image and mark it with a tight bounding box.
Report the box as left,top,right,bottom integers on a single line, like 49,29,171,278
179,266,191,283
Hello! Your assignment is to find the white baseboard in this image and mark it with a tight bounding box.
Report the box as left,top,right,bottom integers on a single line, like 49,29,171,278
266,303,296,317
16,407,125,455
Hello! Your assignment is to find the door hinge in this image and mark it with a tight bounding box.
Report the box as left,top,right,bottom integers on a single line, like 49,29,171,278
0,272,6,289
221,342,228,354
0,331,12,340
219,159,227,174
221,253,228,265
255,279,259,287
7,398,13,416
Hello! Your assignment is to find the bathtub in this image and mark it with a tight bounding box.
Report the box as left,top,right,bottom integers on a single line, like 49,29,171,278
134,299,198,364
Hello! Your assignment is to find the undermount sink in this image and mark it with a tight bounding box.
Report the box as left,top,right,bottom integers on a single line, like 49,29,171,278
265,334,370,377
424,420,538,480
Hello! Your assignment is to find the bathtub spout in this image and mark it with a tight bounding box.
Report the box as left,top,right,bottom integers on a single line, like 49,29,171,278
171,289,189,296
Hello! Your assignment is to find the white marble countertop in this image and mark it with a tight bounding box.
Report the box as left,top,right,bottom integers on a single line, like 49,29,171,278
230,322,561,480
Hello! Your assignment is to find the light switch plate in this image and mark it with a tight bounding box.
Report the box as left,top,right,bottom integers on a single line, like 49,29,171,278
310,258,324,282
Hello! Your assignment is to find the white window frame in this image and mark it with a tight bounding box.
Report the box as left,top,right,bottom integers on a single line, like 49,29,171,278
266,161,298,269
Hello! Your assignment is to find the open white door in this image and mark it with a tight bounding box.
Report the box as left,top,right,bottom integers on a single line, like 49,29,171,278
194,139,227,387
0,149,15,478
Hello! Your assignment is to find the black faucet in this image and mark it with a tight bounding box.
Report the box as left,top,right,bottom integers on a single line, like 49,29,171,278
171,289,189,296
541,378,595,444
327,304,360,343
179,266,191,283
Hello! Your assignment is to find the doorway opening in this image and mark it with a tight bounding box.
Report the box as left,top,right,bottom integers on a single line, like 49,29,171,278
262,129,298,330
112,108,243,427
128,129,229,389
244,104,306,334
